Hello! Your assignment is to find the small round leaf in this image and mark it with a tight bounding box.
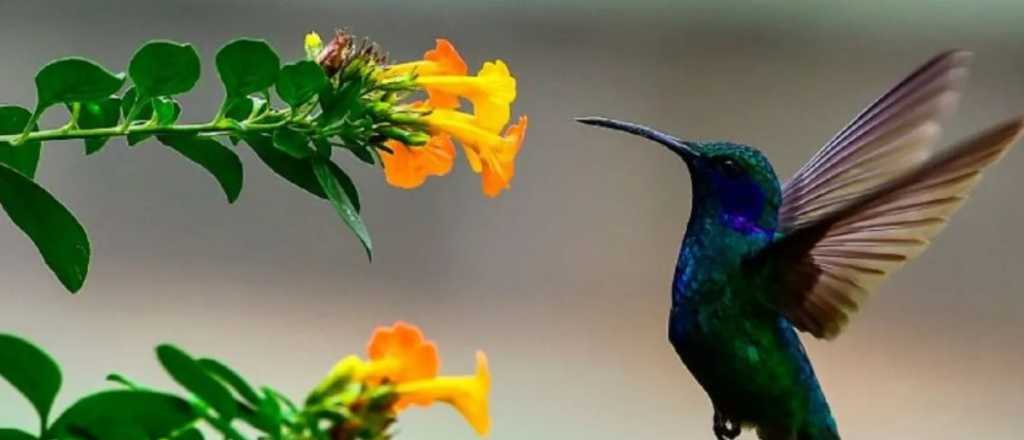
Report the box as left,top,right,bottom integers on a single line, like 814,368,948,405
276,60,328,107
35,58,125,108
215,39,280,98
129,41,201,98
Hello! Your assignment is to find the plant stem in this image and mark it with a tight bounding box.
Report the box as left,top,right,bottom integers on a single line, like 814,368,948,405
0,119,289,145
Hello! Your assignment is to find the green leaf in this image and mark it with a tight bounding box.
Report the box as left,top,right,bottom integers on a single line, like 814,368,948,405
105,373,141,389
0,106,42,177
35,58,124,110
0,163,89,292
216,39,280,98
272,127,312,159
129,41,201,98
313,159,371,258
0,429,35,440
120,87,152,121
157,135,243,203
197,358,261,406
49,390,198,440
276,60,328,108
244,134,326,198
72,97,121,155
152,97,182,126
0,334,61,426
156,345,237,420
171,427,204,440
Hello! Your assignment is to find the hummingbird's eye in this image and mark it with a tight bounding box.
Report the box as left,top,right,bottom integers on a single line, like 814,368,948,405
717,158,743,178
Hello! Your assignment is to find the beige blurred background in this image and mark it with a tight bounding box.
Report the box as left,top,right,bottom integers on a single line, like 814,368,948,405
2,1,1023,438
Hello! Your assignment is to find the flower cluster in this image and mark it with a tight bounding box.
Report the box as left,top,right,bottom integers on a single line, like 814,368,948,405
308,33,528,198
309,322,491,438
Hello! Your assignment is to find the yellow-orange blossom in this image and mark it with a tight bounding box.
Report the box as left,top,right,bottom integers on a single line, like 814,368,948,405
322,321,492,437
380,39,527,198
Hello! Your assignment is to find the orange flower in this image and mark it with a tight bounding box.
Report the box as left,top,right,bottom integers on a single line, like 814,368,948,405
380,134,456,190
395,351,492,437
362,321,440,384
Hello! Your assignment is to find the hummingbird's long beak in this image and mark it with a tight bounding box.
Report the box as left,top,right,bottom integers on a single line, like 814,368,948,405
575,116,699,161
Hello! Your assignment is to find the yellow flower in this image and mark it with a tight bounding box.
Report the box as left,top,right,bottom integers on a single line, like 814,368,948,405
416,60,515,131
305,32,323,60
423,111,528,197
395,351,491,437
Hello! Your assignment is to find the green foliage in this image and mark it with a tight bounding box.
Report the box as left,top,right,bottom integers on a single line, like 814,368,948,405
129,41,201,98
0,34,429,292
158,135,244,203
0,333,402,440
0,106,42,177
0,163,90,292
276,61,329,108
34,58,125,113
48,390,198,440
0,334,61,427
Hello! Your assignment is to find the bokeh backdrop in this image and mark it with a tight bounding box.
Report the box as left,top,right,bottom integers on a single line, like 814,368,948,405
2,1,1023,438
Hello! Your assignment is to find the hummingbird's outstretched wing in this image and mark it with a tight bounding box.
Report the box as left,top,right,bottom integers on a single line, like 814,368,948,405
757,117,1024,339
779,50,971,230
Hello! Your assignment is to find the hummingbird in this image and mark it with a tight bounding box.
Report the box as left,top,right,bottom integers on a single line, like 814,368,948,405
577,50,1023,440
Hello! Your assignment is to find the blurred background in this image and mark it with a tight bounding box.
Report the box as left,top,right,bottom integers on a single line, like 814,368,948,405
2,1,1023,438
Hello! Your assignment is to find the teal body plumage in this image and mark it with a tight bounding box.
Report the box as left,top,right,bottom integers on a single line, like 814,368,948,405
668,142,838,439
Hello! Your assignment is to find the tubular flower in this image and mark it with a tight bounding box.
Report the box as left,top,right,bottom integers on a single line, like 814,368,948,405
423,111,528,197
395,351,492,437
416,60,516,131
365,37,527,197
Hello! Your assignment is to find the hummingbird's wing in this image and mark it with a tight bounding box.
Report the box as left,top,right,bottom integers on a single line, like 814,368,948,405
756,117,1024,339
779,50,971,230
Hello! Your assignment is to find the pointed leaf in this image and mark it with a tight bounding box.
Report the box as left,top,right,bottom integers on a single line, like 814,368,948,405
0,106,42,177
156,345,237,420
313,159,371,258
35,58,124,110
0,163,89,292
129,41,201,98
272,127,312,159
0,429,35,440
0,334,61,425
244,134,326,198
276,60,328,108
216,39,280,98
49,390,198,440
105,373,141,389
157,135,243,203
197,358,261,406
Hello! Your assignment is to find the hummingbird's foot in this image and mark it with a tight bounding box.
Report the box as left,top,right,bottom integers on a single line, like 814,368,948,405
713,412,742,440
